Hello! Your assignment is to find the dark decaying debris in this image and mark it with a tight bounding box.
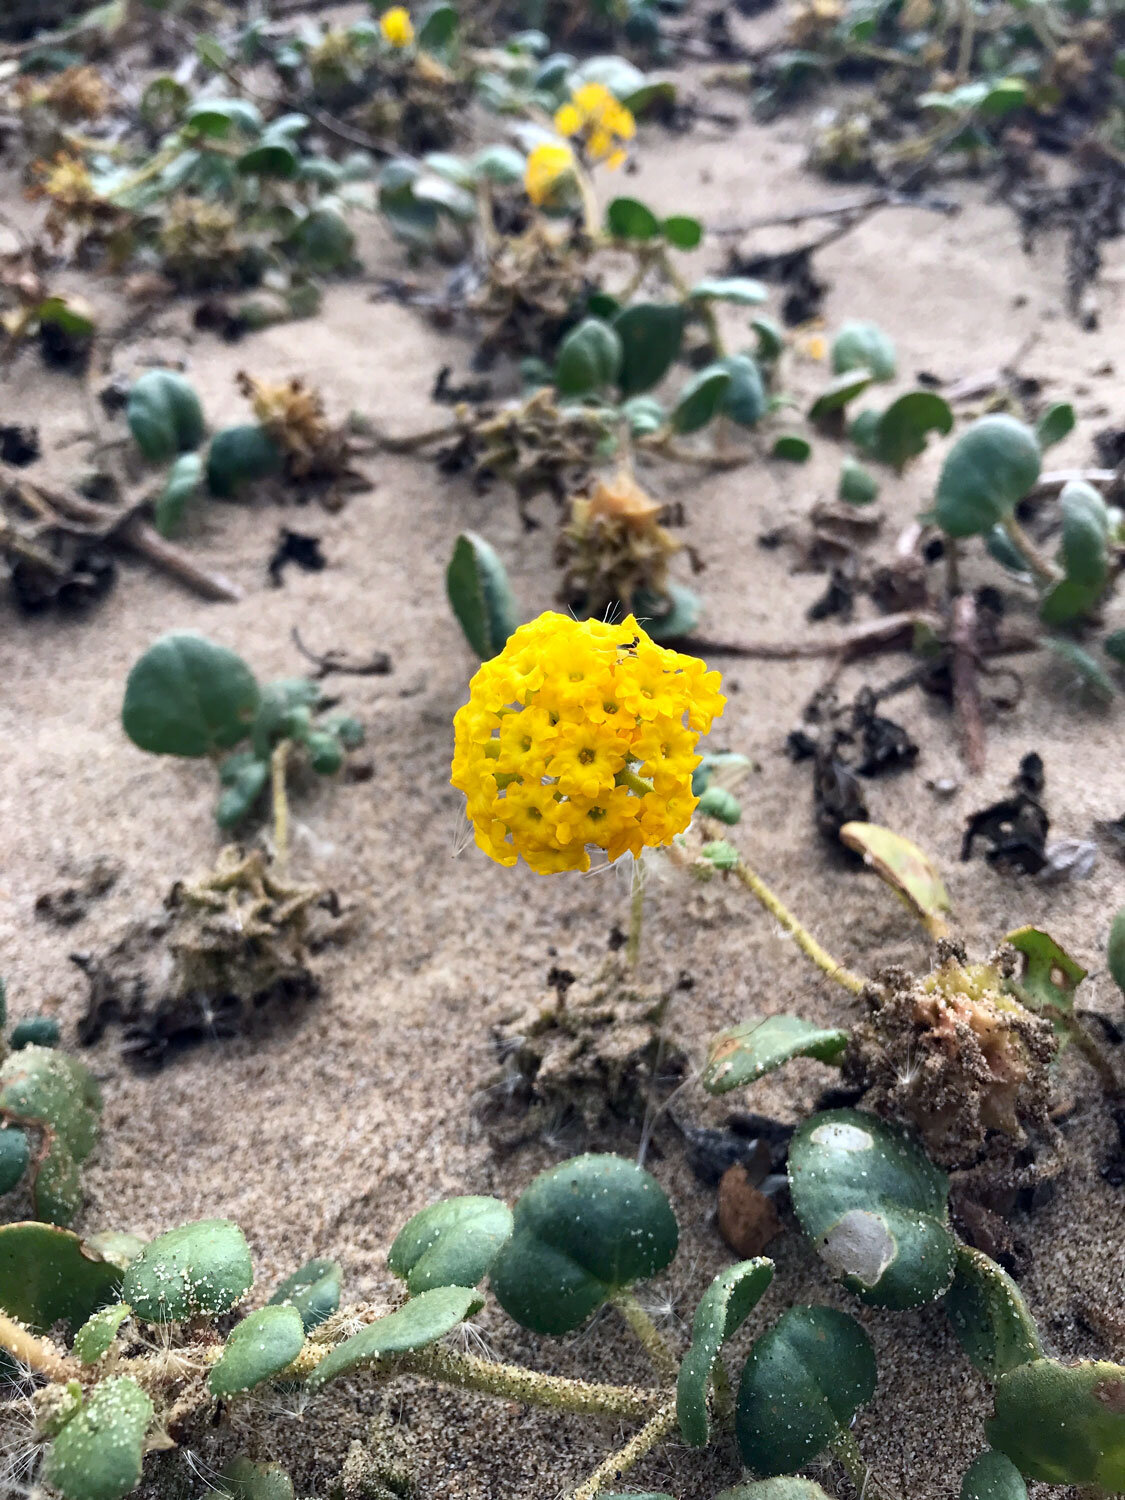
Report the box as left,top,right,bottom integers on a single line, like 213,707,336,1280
71,847,353,1068
813,741,869,842
35,856,122,927
1011,160,1125,328
291,627,393,679
0,425,40,466
790,684,918,843
674,1109,793,1187
8,532,117,613
431,365,492,405
1094,813,1125,860
1101,1107,1125,1188
961,752,1050,873
726,241,828,325
268,528,326,587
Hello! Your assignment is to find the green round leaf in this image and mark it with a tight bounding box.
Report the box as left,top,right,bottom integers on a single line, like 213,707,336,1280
1059,480,1109,588
123,633,260,758
127,370,205,465
0,1045,99,1162
447,532,519,660
677,1259,774,1446
1044,636,1117,701
697,785,741,823
606,197,660,240
751,317,784,363
209,1304,306,1396
123,1218,253,1323
268,1257,341,1331
186,98,263,137
0,1223,119,1330
1034,402,1075,452
934,415,1041,537
0,1125,29,1195
772,434,811,463
720,354,766,428
987,1358,1125,1488
389,1195,513,1295
554,318,623,397
960,1451,1027,1500
703,1016,849,1096
1004,925,1086,1034
206,424,283,499
662,215,702,249
216,754,270,828
689,278,768,306
839,456,879,505
238,137,300,179
672,363,732,434
944,1246,1042,1380
613,303,685,397
288,207,355,270
10,1015,61,1049
45,1376,153,1500
622,396,666,437
74,1303,132,1365
489,1154,678,1335
736,1306,876,1475
787,1109,956,1308
849,407,881,456
717,1484,833,1500
307,1284,483,1392
871,392,953,472
418,0,459,49
809,369,875,425
832,321,896,380
154,452,204,537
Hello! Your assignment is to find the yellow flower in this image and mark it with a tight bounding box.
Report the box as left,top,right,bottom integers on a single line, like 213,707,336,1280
380,7,414,47
451,612,725,874
554,81,635,169
524,142,576,207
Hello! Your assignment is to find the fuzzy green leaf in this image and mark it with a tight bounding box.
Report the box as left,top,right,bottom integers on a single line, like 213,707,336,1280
390,1195,513,1295
832,321,896,381
987,1358,1125,1488
677,1259,774,1446
268,1258,341,1330
934,416,1040,537
554,318,623,397
206,424,283,498
0,1222,120,1330
672,364,732,434
123,1218,253,1323
613,303,684,396
74,1303,132,1365
209,1305,305,1395
446,532,519,660
872,392,953,472
127,370,205,464
703,1016,848,1096
307,1284,483,1392
123,633,260,758
944,1246,1042,1380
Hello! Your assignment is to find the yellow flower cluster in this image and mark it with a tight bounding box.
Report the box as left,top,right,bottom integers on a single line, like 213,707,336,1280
554,82,636,169
380,6,414,46
524,142,576,207
452,612,725,874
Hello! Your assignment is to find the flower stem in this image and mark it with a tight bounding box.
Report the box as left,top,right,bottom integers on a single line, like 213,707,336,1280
566,1401,679,1500
1047,1006,1122,1098
271,739,292,871
733,858,865,995
626,857,645,969
832,1428,901,1500
611,1291,678,1381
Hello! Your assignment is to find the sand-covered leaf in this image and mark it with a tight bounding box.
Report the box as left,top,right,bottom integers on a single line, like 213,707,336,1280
788,1109,956,1308
554,318,622,396
74,1303,132,1365
489,1154,678,1335
703,1017,848,1095
935,415,1040,537
678,1258,774,1446
1004,926,1086,1034
45,1376,153,1500
307,1284,483,1391
944,1246,1041,1379
218,1458,295,1500
389,1195,513,1294
209,1305,306,1395
960,1451,1027,1500
123,1218,253,1323
839,822,951,937
736,1306,876,1474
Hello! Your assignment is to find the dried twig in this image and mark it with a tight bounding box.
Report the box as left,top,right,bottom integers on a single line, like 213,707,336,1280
950,592,986,774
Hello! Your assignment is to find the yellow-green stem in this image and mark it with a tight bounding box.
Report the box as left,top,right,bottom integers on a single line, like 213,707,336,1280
271,739,292,871
612,1291,678,1381
567,1401,679,1500
733,859,865,995
1001,514,1061,585
0,1313,74,1380
832,1428,900,1500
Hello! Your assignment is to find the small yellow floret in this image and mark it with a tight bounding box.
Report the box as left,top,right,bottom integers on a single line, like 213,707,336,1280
524,142,577,206
380,7,415,47
451,612,725,874
554,81,635,169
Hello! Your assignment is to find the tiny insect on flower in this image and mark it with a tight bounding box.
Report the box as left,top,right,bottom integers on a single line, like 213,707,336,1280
524,142,577,207
451,611,725,874
554,81,636,169
380,6,415,47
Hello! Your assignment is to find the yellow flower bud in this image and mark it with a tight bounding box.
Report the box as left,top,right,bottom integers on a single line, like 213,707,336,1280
524,142,576,207
380,7,414,47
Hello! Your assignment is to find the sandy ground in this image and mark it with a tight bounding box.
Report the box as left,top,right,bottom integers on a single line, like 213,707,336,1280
1,34,1124,1500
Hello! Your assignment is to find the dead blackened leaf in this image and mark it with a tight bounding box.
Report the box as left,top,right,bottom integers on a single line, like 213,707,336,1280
814,739,869,843
962,753,1050,873
268,528,326,587
677,1120,772,1187
718,1163,783,1257
0,425,39,466
35,856,122,927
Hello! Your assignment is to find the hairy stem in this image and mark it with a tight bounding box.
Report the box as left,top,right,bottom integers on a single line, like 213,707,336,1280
0,1314,74,1380
1001,515,1061,585
1048,1007,1123,1098
393,1342,664,1419
566,1401,678,1500
611,1292,678,1381
626,857,645,969
271,739,292,871
733,859,866,995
